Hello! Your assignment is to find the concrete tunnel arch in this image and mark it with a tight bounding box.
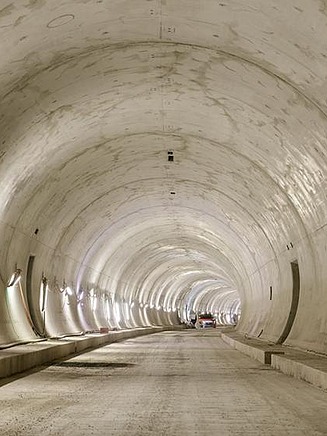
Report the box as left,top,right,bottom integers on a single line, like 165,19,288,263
0,1,327,354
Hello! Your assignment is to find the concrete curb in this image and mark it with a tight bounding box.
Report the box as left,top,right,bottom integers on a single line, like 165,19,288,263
271,352,327,391
222,332,327,390
0,326,170,379
221,332,284,364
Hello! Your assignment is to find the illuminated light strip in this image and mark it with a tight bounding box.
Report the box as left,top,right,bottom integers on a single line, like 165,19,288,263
7,269,22,287
142,304,151,326
114,301,121,324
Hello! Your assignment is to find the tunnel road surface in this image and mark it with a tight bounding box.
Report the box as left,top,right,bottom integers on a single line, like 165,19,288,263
0,330,326,436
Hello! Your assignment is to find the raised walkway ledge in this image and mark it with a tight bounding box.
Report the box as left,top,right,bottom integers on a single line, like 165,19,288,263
0,326,174,379
222,330,327,391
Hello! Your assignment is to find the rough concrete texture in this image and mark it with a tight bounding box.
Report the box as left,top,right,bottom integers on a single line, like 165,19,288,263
271,350,327,391
0,331,327,436
222,330,327,389
0,327,167,379
221,331,285,364
1,1,327,355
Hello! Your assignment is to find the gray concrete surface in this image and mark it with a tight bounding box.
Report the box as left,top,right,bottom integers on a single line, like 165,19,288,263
222,330,327,390
2,0,327,357
0,327,168,379
221,331,285,364
271,350,327,391
0,330,326,436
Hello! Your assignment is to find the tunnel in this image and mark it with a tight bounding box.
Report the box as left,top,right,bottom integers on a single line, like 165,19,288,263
2,0,327,350
0,1,327,434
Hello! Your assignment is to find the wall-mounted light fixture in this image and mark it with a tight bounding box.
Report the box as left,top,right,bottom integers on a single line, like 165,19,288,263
89,288,97,311
7,268,22,287
65,286,73,296
60,280,73,296
77,288,85,304
41,274,48,312
60,280,67,294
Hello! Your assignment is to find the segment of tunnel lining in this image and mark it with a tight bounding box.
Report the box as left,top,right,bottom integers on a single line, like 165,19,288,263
0,1,327,354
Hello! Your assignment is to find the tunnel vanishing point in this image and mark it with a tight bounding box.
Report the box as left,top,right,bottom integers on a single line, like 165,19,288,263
0,0,327,358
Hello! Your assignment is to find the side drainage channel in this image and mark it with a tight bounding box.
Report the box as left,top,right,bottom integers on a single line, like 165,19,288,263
52,362,135,369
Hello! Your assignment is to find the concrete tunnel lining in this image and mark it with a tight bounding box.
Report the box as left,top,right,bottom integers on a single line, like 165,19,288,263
0,1,327,353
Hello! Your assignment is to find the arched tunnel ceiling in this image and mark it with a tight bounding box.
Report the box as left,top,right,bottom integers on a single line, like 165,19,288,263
1,0,327,328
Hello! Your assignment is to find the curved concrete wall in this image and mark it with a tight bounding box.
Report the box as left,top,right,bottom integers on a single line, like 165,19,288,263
0,1,326,353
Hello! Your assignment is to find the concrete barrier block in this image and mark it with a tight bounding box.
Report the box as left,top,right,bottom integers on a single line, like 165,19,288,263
221,332,284,364
271,353,327,390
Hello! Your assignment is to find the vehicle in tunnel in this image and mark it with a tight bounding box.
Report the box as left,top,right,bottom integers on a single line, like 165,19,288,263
196,313,216,328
